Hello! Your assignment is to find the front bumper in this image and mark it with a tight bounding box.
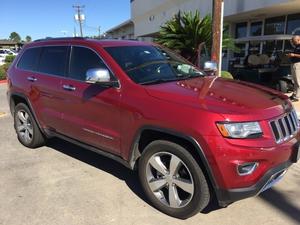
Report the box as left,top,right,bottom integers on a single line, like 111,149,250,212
216,160,292,206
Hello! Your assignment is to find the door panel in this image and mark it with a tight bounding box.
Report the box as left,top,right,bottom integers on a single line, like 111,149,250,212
58,78,121,154
32,46,70,131
57,46,122,154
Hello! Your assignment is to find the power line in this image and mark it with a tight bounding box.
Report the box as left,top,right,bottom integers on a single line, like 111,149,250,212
73,5,85,37
83,25,101,38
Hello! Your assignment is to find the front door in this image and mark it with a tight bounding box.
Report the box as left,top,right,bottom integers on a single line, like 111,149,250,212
58,46,121,154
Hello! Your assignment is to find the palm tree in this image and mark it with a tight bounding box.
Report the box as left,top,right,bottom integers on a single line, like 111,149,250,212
155,11,237,65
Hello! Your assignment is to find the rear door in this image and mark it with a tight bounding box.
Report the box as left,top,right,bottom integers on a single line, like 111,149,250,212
57,45,122,154
29,45,70,130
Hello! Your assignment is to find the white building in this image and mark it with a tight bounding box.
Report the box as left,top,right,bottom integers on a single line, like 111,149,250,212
106,0,300,69
105,20,134,40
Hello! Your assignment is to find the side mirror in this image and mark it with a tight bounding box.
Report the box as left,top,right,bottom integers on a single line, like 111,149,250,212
204,61,218,74
85,68,119,87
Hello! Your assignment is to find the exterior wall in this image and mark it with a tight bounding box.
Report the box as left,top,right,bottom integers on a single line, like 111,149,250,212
131,0,295,37
130,0,299,70
105,22,134,40
224,0,293,17
131,0,212,37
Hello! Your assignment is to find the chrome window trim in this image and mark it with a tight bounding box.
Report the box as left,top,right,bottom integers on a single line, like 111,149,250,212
15,43,121,89
15,44,70,73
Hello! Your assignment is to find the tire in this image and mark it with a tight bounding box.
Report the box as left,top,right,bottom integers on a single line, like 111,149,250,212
14,103,45,148
278,80,288,93
138,140,210,219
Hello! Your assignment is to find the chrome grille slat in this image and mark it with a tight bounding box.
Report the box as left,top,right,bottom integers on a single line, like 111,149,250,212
282,117,290,136
270,110,299,143
287,114,296,132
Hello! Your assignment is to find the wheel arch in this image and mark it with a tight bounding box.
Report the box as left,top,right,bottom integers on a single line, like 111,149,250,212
128,126,219,193
9,92,46,136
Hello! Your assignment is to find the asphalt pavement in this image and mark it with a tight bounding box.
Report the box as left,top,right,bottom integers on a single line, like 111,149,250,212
0,83,300,225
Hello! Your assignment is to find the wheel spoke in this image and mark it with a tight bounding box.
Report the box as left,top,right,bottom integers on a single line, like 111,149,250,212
149,178,167,192
17,125,26,132
149,156,168,175
169,155,181,176
168,185,181,208
24,129,31,142
18,111,27,123
173,178,194,194
27,126,33,135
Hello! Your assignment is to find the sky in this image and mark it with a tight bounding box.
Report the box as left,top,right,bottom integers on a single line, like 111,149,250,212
1,0,131,40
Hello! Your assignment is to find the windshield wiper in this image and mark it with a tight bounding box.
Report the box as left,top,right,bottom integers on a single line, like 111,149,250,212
140,77,180,85
140,74,202,85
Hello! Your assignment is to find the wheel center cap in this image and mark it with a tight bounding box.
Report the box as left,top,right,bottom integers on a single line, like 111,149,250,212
165,175,173,184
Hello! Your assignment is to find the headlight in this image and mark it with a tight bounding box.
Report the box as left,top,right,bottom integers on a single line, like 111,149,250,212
216,122,262,139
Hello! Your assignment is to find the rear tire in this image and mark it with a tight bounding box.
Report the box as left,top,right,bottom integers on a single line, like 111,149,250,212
138,140,210,219
14,103,45,148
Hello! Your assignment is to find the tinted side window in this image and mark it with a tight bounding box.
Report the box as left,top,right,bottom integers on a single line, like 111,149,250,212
69,46,108,81
17,47,42,71
38,46,68,76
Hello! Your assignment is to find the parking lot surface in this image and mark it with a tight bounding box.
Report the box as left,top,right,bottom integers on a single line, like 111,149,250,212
0,83,300,225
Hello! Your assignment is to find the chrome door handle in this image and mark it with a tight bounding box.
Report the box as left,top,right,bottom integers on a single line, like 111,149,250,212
27,76,37,82
63,84,76,91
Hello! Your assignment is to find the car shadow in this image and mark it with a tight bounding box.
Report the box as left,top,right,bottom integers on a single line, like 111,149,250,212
46,137,151,205
45,137,223,215
259,188,300,224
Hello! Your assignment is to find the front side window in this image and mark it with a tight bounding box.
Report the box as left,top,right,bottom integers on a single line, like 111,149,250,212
105,45,205,85
69,46,109,81
264,16,285,35
38,46,68,76
17,47,42,71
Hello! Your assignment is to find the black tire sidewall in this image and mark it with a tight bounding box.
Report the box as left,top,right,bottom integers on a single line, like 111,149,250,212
14,103,43,148
138,140,210,219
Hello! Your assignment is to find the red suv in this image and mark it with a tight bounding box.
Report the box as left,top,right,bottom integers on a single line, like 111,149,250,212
6,38,300,219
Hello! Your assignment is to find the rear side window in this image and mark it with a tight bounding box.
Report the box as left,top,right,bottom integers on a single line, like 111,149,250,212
38,46,68,76
69,46,108,81
17,47,41,71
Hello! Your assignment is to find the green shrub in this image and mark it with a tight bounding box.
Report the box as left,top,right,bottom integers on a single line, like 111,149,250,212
221,71,234,79
0,63,10,80
4,55,16,63
0,66,6,80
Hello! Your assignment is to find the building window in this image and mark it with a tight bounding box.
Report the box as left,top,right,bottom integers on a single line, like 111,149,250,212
250,21,262,36
284,40,294,53
264,16,285,35
234,43,246,57
286,13,300,34
249,41,261,54
262,40,283,56
235,22,247,38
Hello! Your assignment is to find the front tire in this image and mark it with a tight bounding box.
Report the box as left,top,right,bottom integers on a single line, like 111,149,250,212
138,140,210,219
14,103,45,148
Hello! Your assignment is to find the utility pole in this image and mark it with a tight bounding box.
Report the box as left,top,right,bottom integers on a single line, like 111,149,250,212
211,0,224,76
73,5,85,37
98,26,101,39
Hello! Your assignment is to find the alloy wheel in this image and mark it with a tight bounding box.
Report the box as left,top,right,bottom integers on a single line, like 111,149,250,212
16,110,33,144
146,152,194,208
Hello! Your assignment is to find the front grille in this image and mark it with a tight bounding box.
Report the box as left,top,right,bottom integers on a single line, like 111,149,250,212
270,110,299,143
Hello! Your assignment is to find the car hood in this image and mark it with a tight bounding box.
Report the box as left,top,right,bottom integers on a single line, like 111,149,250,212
143,76,290,119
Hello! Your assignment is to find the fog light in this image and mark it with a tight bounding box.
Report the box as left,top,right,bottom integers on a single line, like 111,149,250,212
237,162,258,176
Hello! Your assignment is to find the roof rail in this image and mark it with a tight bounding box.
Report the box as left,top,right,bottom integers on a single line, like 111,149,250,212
34,37,85,42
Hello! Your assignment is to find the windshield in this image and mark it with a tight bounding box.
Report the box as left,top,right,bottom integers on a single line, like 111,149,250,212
104,45,205,85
